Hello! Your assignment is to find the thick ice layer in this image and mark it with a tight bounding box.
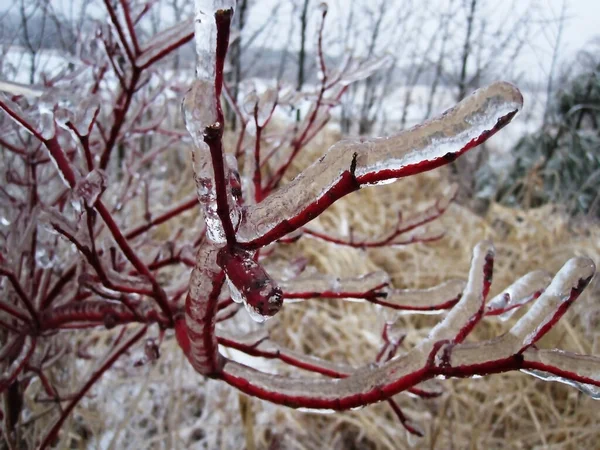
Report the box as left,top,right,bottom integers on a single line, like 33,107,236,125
437,257,596,369
236,82,523,246
182,81,218,146
190,143,226,243
509,257,595,351
185,241,224,375
73,169,107,207
136,18,194,69
217,241,494,408
427,241,493,344
193,1,217,81
521,349,600,399
486,270,552,319
218,248,283,322
382,279,466,311
0,336,35,394
280,270,389,299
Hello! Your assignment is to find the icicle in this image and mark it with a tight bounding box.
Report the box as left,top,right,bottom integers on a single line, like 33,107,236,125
194,1,216,81
191,143,226,243
182,81,219,148
226,276,244,304
522,368,600,399
521,348,600,399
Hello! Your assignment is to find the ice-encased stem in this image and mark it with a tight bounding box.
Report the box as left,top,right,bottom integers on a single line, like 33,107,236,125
435,257,597,378
381,279,466,312
218,241,495,409
485,270,552,319
280,271,389,300
218,248,283,322
236,82,523,248
218,249,599,409
184,2,236,244
178,241,225,376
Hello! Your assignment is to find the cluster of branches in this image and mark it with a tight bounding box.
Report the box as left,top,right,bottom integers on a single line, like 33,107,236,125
0,0,598,449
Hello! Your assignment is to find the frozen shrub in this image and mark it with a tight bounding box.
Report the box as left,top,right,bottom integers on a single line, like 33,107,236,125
0,1,598,448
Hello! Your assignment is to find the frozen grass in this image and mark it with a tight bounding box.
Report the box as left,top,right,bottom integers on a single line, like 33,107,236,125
21,127,599,450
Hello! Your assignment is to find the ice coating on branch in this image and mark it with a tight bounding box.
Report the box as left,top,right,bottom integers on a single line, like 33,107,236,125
220,329,270,348
340,54,394,85
39,206,91,250
184,85,240,243
222,245,595,407
184,241,224,375
254,88,278,126
136,18,194,68
242,84,278,126
0,336,34,390
523,368,600,399
183,81,219,146
57,95,100,136
486,270,552,319
381,279,466,312
280,270,389,300
509,257,595,351
437,258,597,392
235,82,523,246
191,143,226,243
218,248,283,322
226,276,244,304
428,241,493,344
38,102,57,140
217,242,496,409
521,349,600,399
73,169,107,207
194,1,216,81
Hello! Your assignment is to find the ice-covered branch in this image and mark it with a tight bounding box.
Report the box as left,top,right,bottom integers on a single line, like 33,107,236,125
215,244,597,410
280,270,389,301
236,82,523,248
216,242,492,409
177,240,225,376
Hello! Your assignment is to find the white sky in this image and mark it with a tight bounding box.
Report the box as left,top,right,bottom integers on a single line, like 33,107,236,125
0,0,597,82
563,0,600,52
242,0,599,82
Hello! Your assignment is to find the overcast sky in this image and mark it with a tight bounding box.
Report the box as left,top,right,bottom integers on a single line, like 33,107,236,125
563,0,600,52
1,0,598,81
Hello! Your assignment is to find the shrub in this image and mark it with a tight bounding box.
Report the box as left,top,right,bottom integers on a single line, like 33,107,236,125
0,1,598,448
